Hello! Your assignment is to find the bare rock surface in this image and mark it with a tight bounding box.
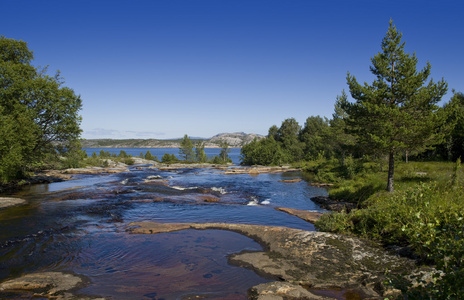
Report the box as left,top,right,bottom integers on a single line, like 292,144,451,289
0,197,26,209
129,221,419,298
0,271,104,299
275,207,323,224
248,281,325,300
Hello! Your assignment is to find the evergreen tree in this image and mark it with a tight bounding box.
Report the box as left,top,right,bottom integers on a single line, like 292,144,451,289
329,91,356,164
343,21,448,192
179,134,194,161
144,150,155,160
439,91,464,161
195,141,207,162
219,139,231,163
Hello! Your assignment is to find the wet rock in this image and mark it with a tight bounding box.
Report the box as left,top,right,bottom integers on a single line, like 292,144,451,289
129,221,420,298
0,197,26,209
278,178,303,183
310,196,356,212
275,207,322,224
0,271,104,299
64,166,128,174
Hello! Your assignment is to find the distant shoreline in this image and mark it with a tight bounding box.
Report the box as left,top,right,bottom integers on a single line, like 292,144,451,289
83,146,241,149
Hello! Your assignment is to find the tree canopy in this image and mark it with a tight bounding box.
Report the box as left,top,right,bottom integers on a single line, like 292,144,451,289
343,21,448,192
0,36,82,182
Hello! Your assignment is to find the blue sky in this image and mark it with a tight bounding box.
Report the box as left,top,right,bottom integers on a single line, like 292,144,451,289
2,0,463,139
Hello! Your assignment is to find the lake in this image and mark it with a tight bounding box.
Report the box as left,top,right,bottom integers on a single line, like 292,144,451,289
84,147,243,165
0,164,328,299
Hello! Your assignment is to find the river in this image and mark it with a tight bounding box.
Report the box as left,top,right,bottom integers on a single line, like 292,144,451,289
0,164,328,299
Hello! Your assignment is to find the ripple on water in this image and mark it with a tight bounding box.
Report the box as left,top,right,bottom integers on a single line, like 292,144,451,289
65,230,270,299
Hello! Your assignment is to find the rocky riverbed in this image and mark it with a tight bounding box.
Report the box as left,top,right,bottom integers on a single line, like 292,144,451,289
0,163,428,299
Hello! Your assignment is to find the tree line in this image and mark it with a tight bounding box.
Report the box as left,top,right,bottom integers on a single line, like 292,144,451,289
241,21,463,192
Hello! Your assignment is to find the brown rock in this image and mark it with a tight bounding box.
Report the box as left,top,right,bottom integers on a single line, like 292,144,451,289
0,272,103,299
278,178,303,183
275,207,322,224
129,221,421,298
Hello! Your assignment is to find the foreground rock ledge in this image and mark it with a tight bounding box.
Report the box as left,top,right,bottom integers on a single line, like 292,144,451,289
129,221,420,299
0,272,103,299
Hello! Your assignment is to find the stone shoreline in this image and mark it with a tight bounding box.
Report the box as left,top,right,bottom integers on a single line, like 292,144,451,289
128,221,428,299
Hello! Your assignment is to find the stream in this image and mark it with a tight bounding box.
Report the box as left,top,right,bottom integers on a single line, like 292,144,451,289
0,165,328,299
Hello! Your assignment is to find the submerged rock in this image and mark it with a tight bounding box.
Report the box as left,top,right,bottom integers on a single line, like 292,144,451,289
129,221,421,298
0,197,26,209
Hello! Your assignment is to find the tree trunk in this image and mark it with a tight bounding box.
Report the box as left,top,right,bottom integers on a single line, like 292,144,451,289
405,150,409,163
387,150,395,192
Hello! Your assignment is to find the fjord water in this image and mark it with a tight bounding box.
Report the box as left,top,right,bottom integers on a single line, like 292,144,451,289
0,165,328,299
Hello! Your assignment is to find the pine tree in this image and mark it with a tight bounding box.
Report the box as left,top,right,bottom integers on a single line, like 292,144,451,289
179,134,194,162
343,20,448,192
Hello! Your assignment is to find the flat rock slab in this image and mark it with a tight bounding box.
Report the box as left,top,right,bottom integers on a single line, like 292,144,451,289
278,178,303,183
0,197,26,209
0,272,103,299
275,207,322,224
129,221,420,298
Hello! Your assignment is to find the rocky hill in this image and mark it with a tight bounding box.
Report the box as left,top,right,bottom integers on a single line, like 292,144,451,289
81,132,264,148
207,132,264,147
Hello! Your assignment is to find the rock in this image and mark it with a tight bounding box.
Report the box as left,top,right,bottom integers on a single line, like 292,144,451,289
311,196,356,212
129,221,420,298
0,271,104,299
275,207,322,224
279,178,303,183
248,281,326,300
63,166,128,174
0,197,26,209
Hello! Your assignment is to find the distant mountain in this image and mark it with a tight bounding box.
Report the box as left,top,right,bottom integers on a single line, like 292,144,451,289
81,132,264,148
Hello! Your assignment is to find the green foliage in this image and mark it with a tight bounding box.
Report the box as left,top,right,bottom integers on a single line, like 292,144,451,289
0,36,82,182
144,150,155,160
179,134,194,162
299,116,331,160
344,21,448,192
0,104,37,182
315,161,464,297
161,153,179,163
118,150,129,158
195,141,207,163
241,137,284,165
218,139,231,163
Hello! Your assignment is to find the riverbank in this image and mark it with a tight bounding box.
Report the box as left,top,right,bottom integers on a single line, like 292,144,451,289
129,221,432,299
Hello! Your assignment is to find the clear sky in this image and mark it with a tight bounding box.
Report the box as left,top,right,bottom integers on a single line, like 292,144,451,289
2,0,463,139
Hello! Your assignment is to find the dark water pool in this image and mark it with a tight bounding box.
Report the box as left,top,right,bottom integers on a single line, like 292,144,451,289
0,166,327,299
